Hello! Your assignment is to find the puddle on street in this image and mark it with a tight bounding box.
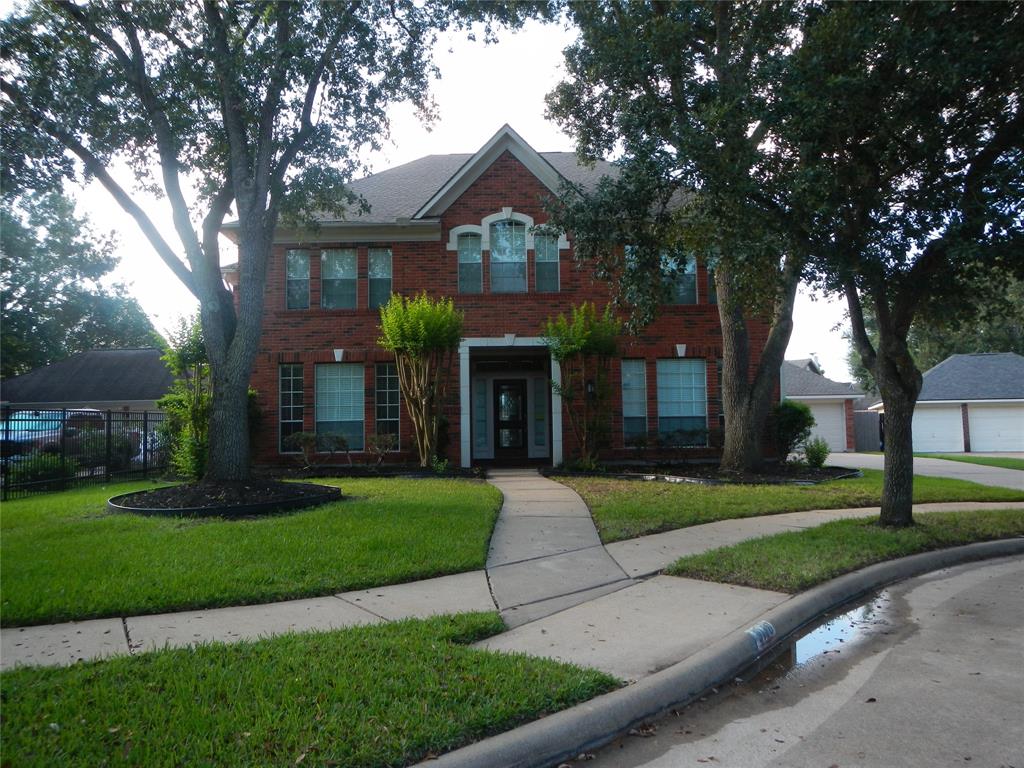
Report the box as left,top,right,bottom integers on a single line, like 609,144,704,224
752,589,899,686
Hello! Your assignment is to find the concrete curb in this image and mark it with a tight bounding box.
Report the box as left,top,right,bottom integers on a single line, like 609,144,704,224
421,537,1024,768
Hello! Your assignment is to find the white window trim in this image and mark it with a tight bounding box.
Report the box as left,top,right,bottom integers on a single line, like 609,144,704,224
446,208,570,252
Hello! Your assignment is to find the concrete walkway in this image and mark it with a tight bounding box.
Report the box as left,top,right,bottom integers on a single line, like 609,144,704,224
2,470,1021,672
829,451,1024,490
485,469,632,627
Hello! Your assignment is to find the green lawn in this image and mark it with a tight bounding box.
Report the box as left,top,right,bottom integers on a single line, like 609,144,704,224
557,469,1024,543
0,612,619,768
666,509,1024,592
915,454,1024,471
0,478,502,627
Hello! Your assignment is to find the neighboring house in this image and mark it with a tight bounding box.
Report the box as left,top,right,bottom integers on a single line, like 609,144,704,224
0,348,174,413
782,359,862,452
225,125,773,467
870,353,1024,453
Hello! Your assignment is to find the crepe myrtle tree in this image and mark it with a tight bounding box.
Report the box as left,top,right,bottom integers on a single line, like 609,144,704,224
545,1,809,473
0,0,548,483
784,1,1024,526
378,293,463,468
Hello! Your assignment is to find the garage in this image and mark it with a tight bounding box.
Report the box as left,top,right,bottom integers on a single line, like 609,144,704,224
912,405,964,453
806,402,847,453
968,404,1024,452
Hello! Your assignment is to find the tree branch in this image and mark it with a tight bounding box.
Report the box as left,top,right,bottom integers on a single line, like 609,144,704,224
2,79,197,297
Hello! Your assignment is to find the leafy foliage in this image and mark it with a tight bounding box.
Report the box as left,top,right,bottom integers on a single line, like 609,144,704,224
378,293,463,467
0,0,543,481
801,437,830,470
542,302,621,465
773,401,815,460
156,315,210,481
545,1,808,471
0,192,156,377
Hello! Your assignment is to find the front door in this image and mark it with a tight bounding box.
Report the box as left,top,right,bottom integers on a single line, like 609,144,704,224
494,379,528,460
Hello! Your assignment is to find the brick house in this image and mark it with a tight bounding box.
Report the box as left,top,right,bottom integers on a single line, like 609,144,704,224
224,125,773,468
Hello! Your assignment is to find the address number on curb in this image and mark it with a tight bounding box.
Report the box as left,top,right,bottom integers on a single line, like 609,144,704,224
746,620,776,651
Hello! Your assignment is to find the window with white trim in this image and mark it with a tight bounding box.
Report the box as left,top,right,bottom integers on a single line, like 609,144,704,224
662,253,697,305
458,233,482,293
375,362,399,438
315,363,364,451
279,364,304,452
621,359,647,446
489,220,527,293
656,359,707,446
321,249,357,309
534,234,559,292
368,248,392,310
286,250,310,309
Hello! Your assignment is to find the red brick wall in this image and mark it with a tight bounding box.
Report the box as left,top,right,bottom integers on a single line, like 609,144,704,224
243,150,774,466
845,399,856,451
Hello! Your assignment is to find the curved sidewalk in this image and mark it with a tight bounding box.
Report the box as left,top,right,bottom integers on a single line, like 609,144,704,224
485,469,632,627
2,484,1021,671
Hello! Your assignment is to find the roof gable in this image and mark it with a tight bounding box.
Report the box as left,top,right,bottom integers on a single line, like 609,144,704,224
782,361,863,398
413,125,566,219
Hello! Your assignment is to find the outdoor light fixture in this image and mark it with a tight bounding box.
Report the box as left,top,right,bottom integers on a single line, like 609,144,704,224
585,379,597,400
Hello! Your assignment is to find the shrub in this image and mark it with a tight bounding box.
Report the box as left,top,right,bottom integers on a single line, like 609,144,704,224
773,401,815,459
11,453,78,490
803,436,831,468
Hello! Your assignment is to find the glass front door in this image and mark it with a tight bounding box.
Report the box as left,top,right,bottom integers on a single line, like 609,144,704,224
494,379,527,458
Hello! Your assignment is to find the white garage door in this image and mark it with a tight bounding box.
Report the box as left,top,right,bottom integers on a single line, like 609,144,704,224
968,404,1024,452
806,402,846,452
913,406,963,452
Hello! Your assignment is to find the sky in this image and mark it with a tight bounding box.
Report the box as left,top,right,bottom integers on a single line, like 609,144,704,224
21,14,854,381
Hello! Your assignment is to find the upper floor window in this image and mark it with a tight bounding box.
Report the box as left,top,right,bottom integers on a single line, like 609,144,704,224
321,249,357,310
490,220,527,293
663,253,697,305
286,250,310,309
458,233,482,294
534,234,559,293
368,247,392,310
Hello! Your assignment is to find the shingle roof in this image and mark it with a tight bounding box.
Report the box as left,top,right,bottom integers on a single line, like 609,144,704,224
918,352,1024,401
783,361,863,398
0,348,175,405
327,151,617,224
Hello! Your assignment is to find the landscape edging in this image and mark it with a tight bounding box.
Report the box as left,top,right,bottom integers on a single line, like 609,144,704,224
421,537,1024,768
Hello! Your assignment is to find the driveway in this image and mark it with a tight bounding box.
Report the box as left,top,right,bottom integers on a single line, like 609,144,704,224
828,451,1024,490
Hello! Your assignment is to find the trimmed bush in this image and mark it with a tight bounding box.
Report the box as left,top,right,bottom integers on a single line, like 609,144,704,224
803,436,831,468
773,401,815,458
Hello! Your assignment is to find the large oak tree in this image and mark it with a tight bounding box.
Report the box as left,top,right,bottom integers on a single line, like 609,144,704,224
545,1,809,472
787,1,1024,525
1,0,543,482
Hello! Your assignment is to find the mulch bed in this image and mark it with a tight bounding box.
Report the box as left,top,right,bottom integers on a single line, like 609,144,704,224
110,480,341,517
544,463,858,485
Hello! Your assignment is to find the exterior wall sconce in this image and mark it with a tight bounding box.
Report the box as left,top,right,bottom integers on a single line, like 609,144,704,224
585,379,597,400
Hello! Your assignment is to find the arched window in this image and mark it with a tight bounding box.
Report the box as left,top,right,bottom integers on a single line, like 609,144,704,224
489,219,527,293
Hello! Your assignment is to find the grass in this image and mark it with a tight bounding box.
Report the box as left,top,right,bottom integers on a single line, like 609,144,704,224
557,469,1024,543
0,612,619,768
0,477,502,627
666,508,1024,592
915,453,1024,471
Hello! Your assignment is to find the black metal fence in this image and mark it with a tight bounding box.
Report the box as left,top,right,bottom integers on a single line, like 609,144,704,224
0,408,168,500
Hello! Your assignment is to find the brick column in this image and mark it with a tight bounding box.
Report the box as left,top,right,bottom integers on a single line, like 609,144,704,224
960,403,971,453
845,399,856,451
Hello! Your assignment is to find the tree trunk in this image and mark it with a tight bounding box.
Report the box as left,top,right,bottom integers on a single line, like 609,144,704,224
877,382,916,526
717,259,800,472
204,365,251,482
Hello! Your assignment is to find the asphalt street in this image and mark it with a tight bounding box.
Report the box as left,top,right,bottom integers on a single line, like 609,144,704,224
581,556,1024,768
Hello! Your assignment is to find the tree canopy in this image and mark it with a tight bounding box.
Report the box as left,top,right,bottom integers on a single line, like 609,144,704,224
1,0,546,481
1,192,156,378
785,1,1024,525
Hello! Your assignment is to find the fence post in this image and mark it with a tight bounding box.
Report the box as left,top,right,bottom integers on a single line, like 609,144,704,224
60,408,68,492
143,411,149,478
105,410,112,483
2,406,9,501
